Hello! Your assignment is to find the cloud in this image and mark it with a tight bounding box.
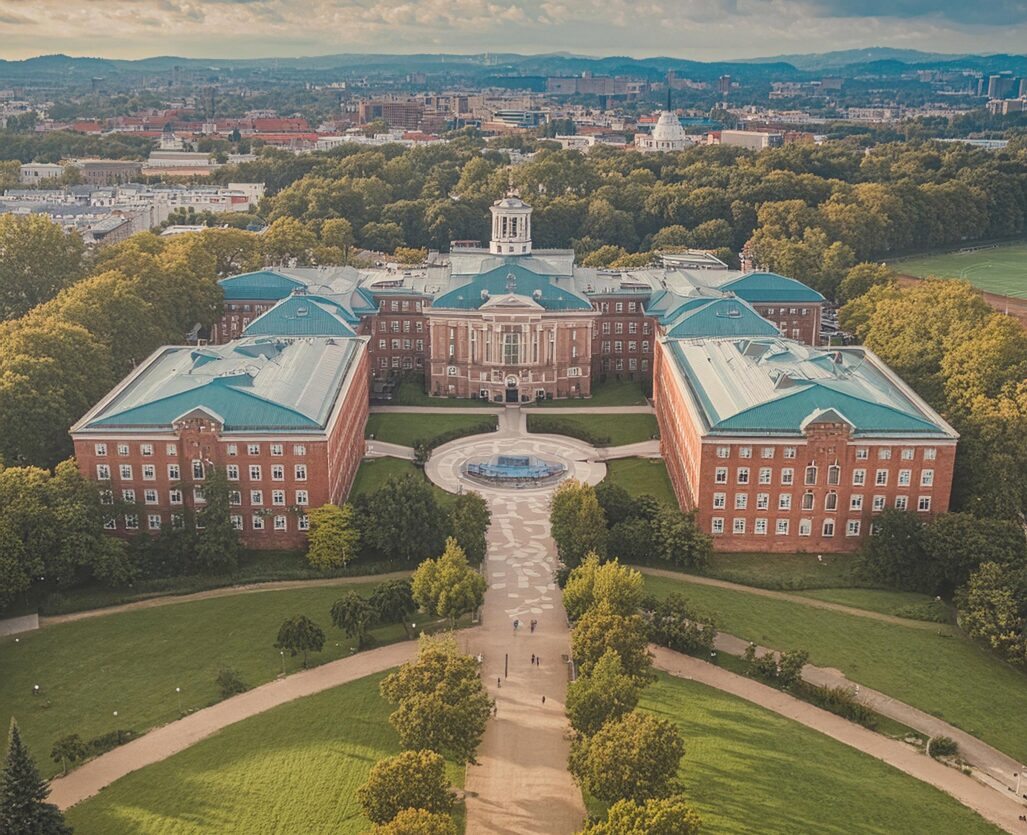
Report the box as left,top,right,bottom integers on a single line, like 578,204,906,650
0,0,1025,60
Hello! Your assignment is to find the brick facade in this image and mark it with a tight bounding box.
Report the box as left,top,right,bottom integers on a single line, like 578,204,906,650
751,302,821,346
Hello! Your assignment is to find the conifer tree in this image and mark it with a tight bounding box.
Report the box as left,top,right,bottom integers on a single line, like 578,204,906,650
0,719,72,835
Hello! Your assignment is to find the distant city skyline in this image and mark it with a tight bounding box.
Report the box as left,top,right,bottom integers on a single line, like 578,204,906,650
0,0,1025,63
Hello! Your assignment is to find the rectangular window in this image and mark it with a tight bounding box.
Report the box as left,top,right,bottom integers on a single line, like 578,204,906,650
758,468,772,485
878,448,892,460
921,469,934,487
229,490,242,506
271,465,285,481
855,447,868,460
734,493,748,510
166,443,178,456
193,487,205,504
875,469,888,486
226,444,237,456
141,444,154,457
822,520,835,537
778,494,792,510
272,490,285,506
100,490,113,505
104,518,117,531
271,444,284,456
122,489,136,503
231,515,243,531
169,489,183,505
274,515,287,531
761,447,775,459
756,493,770,510
846,520,861,537
850,494,863,511
144,489,158,505
192,460,204,480
95,443,107,456
898,469,911,486
295,464,307,481
739,447,752,459
715,467,728,484
119,464,133,480
895,496,909,511
713,492,726,509
117,443,129,456
733,518,746,534
736,468,750,485
249,465,262,481
293,445,307,456
872,495,886,511
901,448,914,461
252,514,265,530
776,519,790,535
755,518,768,535
799,519,812,537
852,469,866,486
168,464,180,481
226,464,239,481
711,517,724,534
716,446,730,459
248,444,260,456
124,514,138,530
783,447,796,459
97,464,111,480
781,468,794,486
296,490,309,506
148,514,162,531
142,464,156,481
924,448,937,461
918,496,932,512
298,515,310,532
250,490,263,505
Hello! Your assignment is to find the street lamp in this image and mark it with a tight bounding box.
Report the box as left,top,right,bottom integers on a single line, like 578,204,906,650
280,650,286,676
175,686,182,714
32,684,40,697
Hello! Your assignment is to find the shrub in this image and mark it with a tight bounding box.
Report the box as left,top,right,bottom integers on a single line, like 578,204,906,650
644,593,716,656
215,667,249,699
86,729,136,757
928,736,959,759
527,415,611,446
796,683,878,729
424,419,497,450
357,749,454,824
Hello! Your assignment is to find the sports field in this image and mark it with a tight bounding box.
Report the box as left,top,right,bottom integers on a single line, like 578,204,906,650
891,241,1027,298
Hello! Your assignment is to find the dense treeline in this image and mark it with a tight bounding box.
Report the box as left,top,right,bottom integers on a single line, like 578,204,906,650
207,137,1027,299
0,129,155,163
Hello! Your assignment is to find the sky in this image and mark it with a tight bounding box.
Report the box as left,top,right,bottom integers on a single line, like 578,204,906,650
0,0,1025,62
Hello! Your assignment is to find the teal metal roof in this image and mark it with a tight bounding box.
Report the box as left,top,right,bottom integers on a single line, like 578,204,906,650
81,337,364,432
244,295,357,338
665,338,956,438
664,298,780,339
219,270,304,301
432,263,592,311
719,272,825,304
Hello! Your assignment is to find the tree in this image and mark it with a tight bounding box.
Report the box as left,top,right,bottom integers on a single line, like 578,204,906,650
571,603,653,682
580,795,702,835
411,537,487,626
563,554,644,622
274,615,325,668
653,508,711,569
357,749,454,825
644,593,716,656
958,561,1027,665
594,481,636,527
362,475,449,562
550,480,608,568
0,719,71,835
836,262,894,304
261,216,318,264
330,591,377,648
570,711,685,803
921,513,1027,591
368,579,416,626
306,503,361,570
320,217,355,255
608,517,655,565
194,465,239,573
566,648,641,736
370,808,457,835
0,214,84,321
448,491,490,565
49,734,87,776
857,510,934,592
380,634,492,763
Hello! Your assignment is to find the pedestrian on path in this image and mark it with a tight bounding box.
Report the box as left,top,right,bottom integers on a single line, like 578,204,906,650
541,695,546,705
493,703,498,718
535,656,540,667
531,653,535,665
497,677,501,688
513,619,520,633
530,619,537,633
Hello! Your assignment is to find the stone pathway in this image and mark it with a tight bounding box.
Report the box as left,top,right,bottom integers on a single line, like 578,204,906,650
48,639,426,810
653,647,1026,835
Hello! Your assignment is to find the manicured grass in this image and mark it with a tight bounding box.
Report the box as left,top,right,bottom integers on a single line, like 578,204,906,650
528,378,648,407
0,584,457,779
66,672,467,834
891,241,1027,298
350,457,455,507
603,457,676,506
643,574,1027,762
701,550,860,590
390,380,496,407
619,674,1000,835
796,588,951,622
526,413,658,446
365,413,497,448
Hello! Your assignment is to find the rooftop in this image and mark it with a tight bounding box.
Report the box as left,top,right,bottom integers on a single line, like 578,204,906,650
663,337,958,439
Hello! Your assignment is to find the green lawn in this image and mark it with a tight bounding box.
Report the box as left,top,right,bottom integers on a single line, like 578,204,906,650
603,457,676,506
642,574,1027,762
0,584,456,779
796,587,951,622
389,380,496,408
699,550,861,590
66,672,467,835
891,241,1027,298
620,674,1000,835
526,413,658,446
350,457,455,507
365,413,497,448
528,378,649,407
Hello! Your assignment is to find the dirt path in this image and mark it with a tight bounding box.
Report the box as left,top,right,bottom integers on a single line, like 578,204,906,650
638,565,943,630
49,638,432,810
40,571,411,627
653,647,1026,835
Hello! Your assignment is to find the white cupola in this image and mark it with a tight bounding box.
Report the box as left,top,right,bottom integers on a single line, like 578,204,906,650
489,191,532,256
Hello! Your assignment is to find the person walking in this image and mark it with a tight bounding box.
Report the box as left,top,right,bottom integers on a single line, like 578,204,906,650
531,653,536,665
541,695,546,705
497,677,501,688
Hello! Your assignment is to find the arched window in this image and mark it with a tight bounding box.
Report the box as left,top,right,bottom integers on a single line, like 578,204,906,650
825,492,838,511
827,465,841,485
804,465,818,485
801,492,815,510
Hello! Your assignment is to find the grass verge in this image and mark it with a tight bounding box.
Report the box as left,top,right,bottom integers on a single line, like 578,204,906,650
527,378,648,407
365,413,497,448
65,672,467,835
526,413,658,446
603,457,676,506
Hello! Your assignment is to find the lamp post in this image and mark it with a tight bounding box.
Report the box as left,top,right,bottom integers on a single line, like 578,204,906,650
32,684,40,697
280,650,286,676
175,686,182,714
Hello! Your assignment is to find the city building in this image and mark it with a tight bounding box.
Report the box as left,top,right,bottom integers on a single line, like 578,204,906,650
653,336,958,552
713,130,784,150
70,336,370,549
18,163,65,184
634,112,695,153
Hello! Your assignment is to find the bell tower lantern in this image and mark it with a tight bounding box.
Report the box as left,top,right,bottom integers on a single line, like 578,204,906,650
489,191,532,256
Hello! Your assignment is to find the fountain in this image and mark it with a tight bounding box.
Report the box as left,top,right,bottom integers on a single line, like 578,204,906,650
463,454,567,487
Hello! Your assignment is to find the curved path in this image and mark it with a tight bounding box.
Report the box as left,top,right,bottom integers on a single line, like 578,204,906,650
49,638,432,810
39,571,411,627
653,647,1026,835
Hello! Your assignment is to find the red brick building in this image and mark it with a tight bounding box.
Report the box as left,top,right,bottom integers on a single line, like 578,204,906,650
70,337,369,550
654,336,958,552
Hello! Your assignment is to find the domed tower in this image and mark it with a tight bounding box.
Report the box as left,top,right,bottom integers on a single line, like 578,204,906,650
489,191,532,256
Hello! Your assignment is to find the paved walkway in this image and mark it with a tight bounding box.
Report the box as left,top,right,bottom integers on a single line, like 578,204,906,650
39,572,412,627
0,613,38,637
49,640,425,810
653,647,1026,835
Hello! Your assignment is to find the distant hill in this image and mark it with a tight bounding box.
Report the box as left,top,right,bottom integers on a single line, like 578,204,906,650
737,47,972,70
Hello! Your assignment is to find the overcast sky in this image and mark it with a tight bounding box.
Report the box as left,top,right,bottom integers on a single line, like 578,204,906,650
0,0,1025,62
